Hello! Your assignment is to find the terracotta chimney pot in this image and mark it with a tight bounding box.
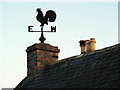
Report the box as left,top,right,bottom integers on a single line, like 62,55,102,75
85,40,90,53
90,38,96,51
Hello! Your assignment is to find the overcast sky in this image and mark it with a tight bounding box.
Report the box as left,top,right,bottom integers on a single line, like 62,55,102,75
0,0,119,89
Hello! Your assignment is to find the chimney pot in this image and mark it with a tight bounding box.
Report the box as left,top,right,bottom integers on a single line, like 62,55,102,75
90,38,96,51
85,40,90,53
79,40,86,54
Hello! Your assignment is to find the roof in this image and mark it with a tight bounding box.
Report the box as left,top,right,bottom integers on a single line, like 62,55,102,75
15,43,120,89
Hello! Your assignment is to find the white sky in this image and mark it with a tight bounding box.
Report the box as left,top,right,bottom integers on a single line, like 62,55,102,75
0,0,119,89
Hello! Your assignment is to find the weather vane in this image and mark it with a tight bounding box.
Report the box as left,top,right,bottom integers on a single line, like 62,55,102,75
28,8,57,43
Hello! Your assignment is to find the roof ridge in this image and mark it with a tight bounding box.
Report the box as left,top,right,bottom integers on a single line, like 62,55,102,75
57,43,120,64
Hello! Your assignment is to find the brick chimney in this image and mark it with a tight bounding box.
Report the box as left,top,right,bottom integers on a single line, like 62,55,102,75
26,43,60,75
79,40,86,54
90,38,96,51
85,40,90,53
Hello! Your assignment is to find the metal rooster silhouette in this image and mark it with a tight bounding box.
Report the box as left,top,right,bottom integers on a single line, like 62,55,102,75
36,8,56,26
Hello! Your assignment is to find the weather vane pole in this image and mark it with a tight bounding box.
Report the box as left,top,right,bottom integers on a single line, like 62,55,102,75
39,26,46,43
28,8,57,43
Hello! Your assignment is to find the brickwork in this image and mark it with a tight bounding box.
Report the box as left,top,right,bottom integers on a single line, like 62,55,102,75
26,43,60,75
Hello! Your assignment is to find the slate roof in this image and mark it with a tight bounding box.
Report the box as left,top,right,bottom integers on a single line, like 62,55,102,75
15,43,120,89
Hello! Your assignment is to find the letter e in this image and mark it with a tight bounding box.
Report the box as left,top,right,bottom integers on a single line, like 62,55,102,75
28,26,34,32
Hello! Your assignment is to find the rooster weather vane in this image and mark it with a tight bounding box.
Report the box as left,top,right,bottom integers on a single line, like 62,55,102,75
28,8,57,43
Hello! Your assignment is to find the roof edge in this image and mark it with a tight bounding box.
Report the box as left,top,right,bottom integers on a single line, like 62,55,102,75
14,71,44,89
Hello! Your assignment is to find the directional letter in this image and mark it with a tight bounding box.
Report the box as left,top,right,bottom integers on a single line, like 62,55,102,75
28,26,34,32
51,26,56,32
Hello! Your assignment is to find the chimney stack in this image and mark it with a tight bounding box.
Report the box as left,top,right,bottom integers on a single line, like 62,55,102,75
79,40,86,54
26,43,60,75
79,38,96,54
